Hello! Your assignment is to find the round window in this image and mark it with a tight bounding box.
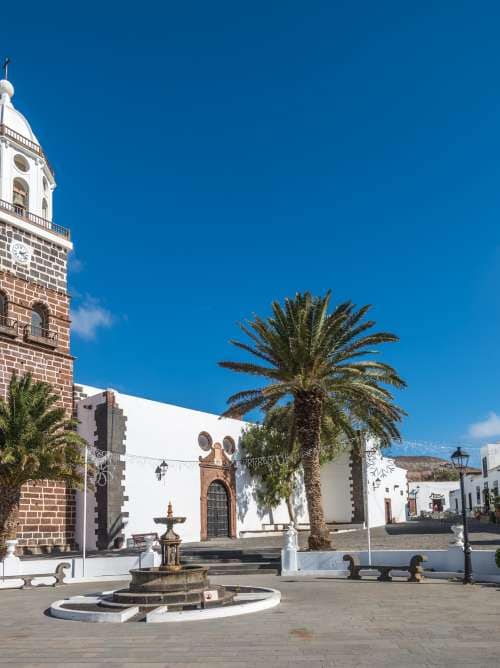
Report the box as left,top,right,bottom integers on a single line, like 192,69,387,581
223,436,236,455
13,154,29,173
198,431,213,451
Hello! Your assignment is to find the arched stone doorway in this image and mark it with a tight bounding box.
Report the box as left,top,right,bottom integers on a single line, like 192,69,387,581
207,480,230,538
199,442,237,540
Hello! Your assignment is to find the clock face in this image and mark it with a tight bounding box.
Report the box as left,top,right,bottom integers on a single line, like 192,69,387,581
10,240,31,265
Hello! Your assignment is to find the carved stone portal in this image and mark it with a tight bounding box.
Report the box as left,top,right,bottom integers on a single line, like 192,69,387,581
199,443,237,540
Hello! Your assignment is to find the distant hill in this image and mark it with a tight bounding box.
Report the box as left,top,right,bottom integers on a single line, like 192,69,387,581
393,456,480,482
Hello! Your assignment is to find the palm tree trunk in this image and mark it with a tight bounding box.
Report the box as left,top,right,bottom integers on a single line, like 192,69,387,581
286,494,295,523
0,483,21,558
294,388,332,550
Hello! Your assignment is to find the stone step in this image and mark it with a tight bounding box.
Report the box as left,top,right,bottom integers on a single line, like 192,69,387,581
181,553,280,565
192,562,280,576
181,549,281,559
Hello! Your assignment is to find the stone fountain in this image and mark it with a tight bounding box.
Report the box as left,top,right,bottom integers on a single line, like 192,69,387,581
50,503,280,623
103,502,234,610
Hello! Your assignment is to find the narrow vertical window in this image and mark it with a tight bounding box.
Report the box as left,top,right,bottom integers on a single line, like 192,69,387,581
12,178,29,214
0,291,7,326
31,303,49,337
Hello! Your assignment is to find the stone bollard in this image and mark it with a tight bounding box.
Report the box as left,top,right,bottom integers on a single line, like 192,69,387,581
449,524,464,549
281,521,299,574
140,536,161,568
2,539,21,576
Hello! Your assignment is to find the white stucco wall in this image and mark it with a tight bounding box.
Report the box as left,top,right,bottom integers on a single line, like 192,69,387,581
320,451,353,523
75,386,312,544
75,385,407,544
366,448,407,527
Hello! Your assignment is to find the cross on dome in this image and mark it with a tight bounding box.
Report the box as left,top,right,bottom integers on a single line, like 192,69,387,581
2,57,11,80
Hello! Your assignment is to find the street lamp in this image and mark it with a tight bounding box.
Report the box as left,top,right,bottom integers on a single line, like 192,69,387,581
451,447,473,584
155,460,169,481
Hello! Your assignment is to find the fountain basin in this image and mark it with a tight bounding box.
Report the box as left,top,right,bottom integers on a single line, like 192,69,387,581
50,585,281,623
128,565,209,593
104,565,235,609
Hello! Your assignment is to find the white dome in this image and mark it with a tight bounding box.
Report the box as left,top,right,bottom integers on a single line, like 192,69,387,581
0,79,39,145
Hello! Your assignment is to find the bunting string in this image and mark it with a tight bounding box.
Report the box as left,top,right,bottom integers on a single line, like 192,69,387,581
83,436,475,486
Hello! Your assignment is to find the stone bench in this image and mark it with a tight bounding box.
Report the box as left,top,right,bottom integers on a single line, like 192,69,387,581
342,554,427,583
131,533,158,549
1,562,70,589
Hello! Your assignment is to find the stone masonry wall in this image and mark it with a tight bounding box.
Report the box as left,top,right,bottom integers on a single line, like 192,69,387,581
350,448,366,524
16,480,76,553
0,221,68,292
0,222,74,553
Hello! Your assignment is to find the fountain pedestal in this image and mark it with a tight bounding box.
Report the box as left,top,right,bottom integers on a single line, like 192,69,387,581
105,503,234,610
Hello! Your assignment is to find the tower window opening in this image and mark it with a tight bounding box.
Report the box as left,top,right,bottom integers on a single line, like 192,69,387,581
31,303,49,338
42,198,48,219
12,178,29,215
0,291,7,326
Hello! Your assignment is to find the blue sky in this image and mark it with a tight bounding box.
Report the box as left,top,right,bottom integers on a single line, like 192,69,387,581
4,1,500,461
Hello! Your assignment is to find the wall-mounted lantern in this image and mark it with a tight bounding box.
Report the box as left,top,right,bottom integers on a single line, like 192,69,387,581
155,460,169,481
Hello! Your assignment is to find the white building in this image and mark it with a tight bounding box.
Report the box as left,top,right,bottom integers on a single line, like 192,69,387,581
450,443,500,515
74,385,407,549
407,481,459,517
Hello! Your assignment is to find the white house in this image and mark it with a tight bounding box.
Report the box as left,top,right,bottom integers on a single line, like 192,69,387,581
74,385,407,549
450,443,500,515
408,481,459,516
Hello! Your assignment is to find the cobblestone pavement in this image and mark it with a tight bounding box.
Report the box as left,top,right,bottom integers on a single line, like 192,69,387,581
1,574,500,667
183,519,500,552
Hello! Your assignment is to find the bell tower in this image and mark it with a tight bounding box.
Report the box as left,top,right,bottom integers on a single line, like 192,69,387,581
0,73,75,553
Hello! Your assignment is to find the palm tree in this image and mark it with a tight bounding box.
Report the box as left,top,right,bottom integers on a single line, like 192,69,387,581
0,373,87,554
219,291,406,550
241,405,345,523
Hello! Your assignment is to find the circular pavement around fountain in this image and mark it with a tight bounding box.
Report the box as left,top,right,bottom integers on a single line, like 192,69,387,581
50,585,281,623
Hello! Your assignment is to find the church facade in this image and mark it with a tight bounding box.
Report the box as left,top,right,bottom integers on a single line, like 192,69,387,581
0,74,407,554
72,385,408,549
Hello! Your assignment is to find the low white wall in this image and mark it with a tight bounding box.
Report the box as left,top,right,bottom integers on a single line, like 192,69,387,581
0,554,140,588
291,547,499,576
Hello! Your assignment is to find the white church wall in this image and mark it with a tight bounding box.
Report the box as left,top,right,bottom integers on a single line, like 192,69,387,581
115,390,248,543
235,464,309,531
320,451,353,523
77,386,254,543
75,385,407,543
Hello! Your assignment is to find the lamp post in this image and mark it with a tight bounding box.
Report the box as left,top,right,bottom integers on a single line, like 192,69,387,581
451,447,473,584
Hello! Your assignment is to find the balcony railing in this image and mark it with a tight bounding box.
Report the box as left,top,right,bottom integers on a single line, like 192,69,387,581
0,199,70,240
24,323,58,347
0,314,18,335
0,124,55,177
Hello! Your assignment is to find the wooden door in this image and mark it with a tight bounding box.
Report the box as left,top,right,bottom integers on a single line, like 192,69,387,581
207,481,230,538
384,498,392,524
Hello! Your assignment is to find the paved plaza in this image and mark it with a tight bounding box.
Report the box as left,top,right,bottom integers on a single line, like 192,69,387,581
1,573,500,667
182,519,500,552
